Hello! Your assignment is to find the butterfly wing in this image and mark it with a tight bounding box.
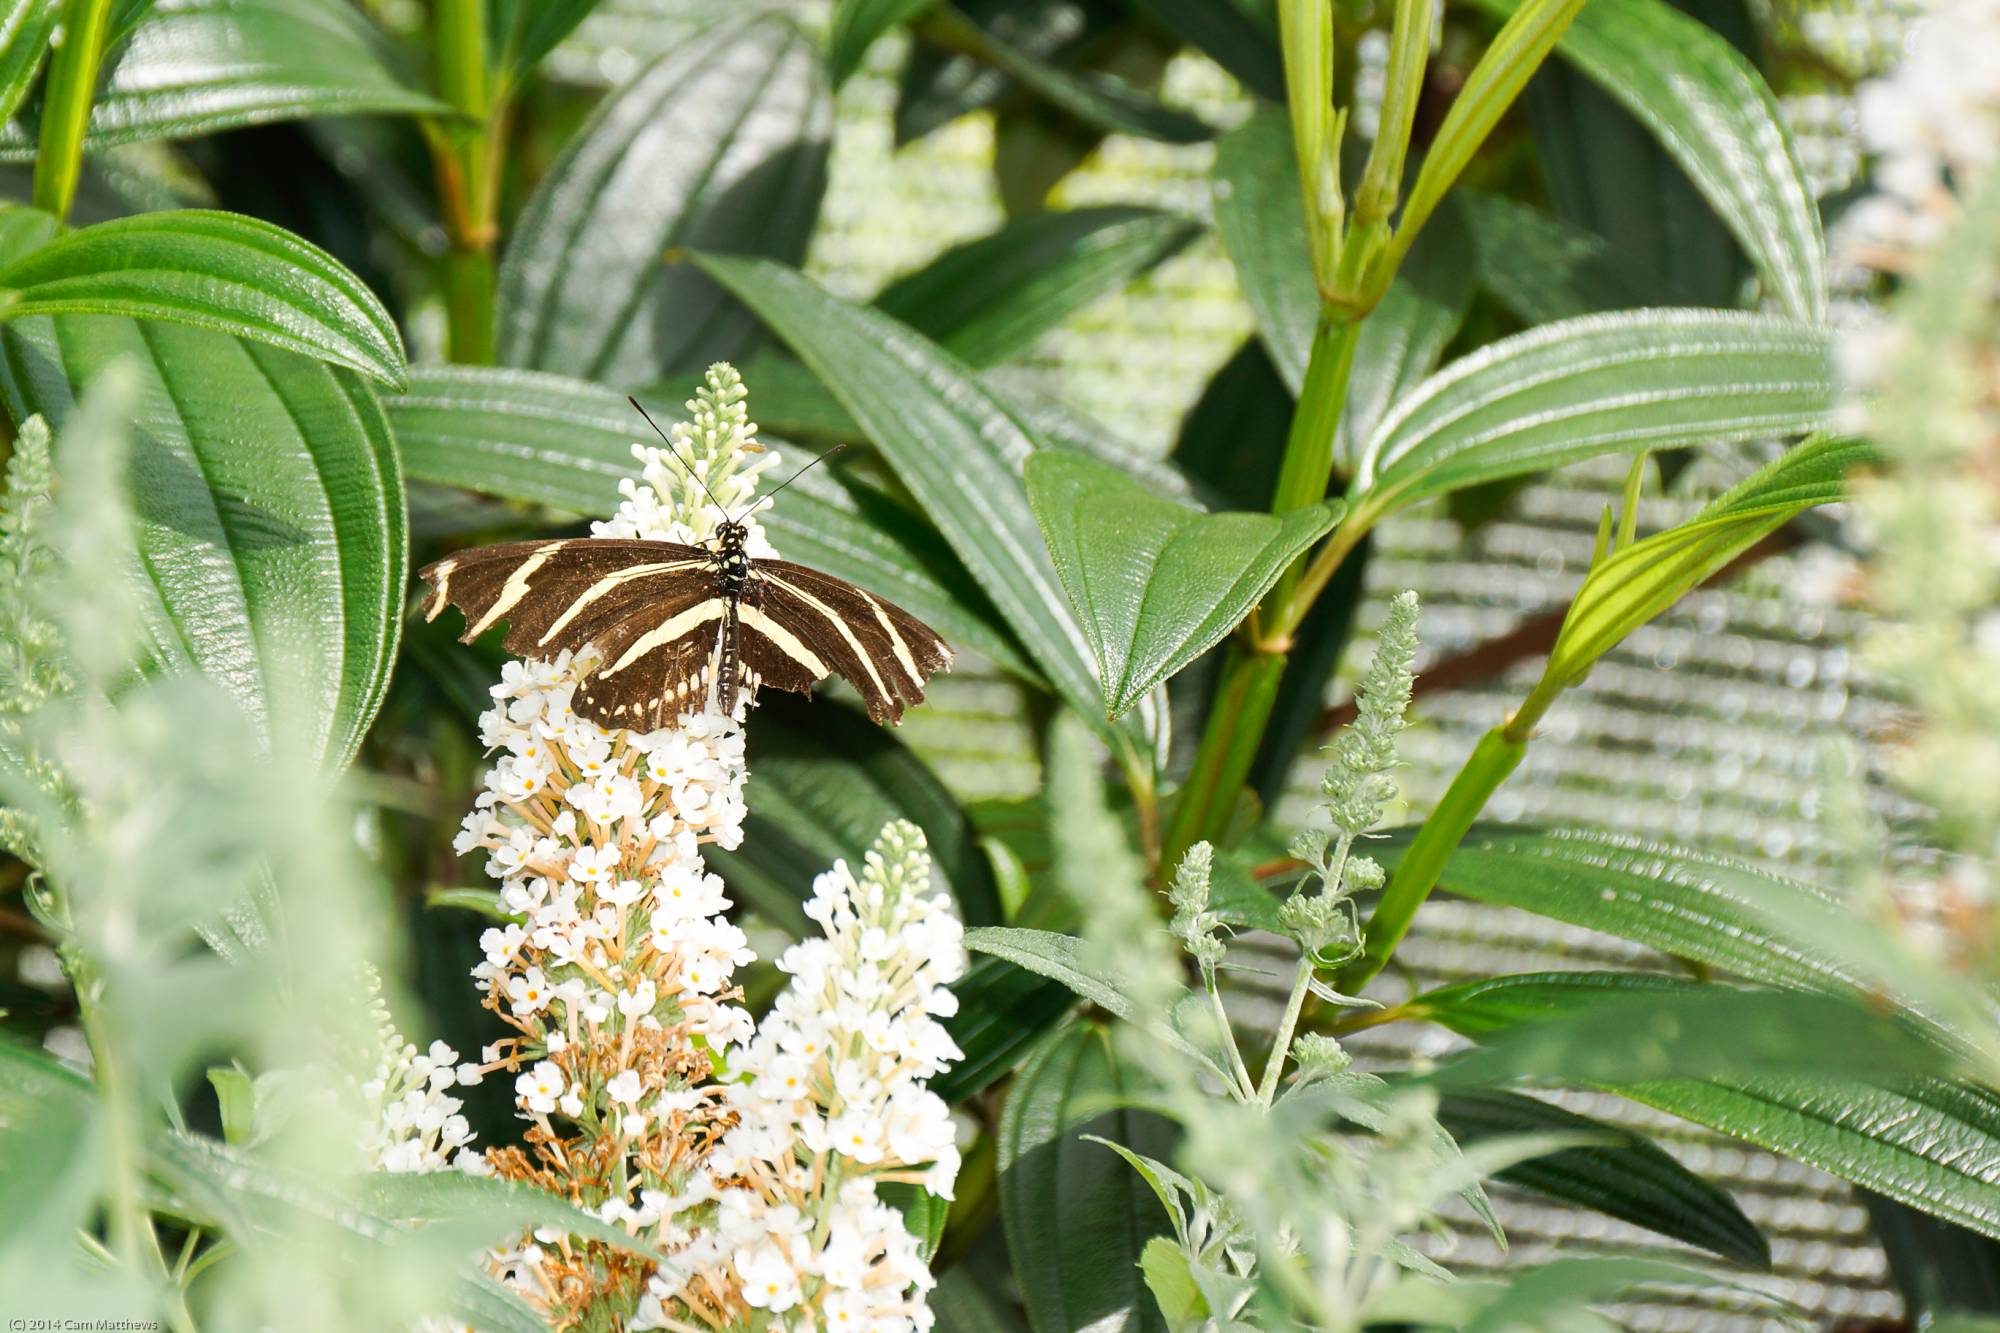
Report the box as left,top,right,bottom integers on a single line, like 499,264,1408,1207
418,539,712,657
747,559,954,724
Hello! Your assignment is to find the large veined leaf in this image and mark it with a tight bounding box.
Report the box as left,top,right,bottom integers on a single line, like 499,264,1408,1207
874,205,1202,369
1350,310,1835,517
1437,1089,1768,1267
1459,191,1647,324
692,253,1155,760
1421,975,2000,1245
1472,0,1824,321
0,0,450,158
933,953,1075,1104
0,210,406,386
707,694,1004,933
894,0,1115,145
382,363,1034,678
497,15,831,384
0,0,57,126
359,1170,660,1261
998,1022,1172,1333
489,0,602,85
1025,450,1341,716
0,315,406,772
1125,0,1284,101
965,924,1215,1071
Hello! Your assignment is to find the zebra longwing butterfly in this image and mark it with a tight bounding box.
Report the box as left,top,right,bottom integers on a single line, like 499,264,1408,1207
417,406,952,732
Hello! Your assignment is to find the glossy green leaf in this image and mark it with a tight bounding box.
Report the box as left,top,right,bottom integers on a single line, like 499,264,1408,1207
965,925,1213,1069
1211,107,1317,394
1437,1089,1768,1268
1352,311,1835,517
0,0,450,159
708,693,1004,932
1472,0,1824,321
931,1264,1025,1333
692,253,1144,756
894,0,1114,145
1459,190,1648,324
1538,435,1866,692
0,210,407,387
497,15,831,383
382,363,1033,678
828,0,936,85
360,1170,659,1261
932,3,1211,144
1422,975,2000,1246
933,953,1076,1105
0,0,57,126
998,1022,1171,1333
1025,450,1340,716
1460,1255,1780,1332
874,205,1201,369
0,315,406,772
1127,0,1283,100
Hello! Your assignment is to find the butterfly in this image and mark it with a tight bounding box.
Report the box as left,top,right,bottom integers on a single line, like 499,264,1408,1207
417,400,952,733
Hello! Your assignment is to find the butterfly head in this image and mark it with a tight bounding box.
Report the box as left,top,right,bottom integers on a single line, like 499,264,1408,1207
714,516,750,556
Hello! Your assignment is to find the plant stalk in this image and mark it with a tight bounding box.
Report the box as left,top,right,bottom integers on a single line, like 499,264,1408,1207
1162,648,1285,874
32,0,116,221
1258,956,1315,1105
431,0,500,364
1338,725,1526,991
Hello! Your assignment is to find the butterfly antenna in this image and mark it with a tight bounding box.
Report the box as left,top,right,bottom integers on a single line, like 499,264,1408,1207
628,396,731,518
735,444,848,521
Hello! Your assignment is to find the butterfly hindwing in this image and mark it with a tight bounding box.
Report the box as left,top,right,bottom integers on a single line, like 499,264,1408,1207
749,559,953,723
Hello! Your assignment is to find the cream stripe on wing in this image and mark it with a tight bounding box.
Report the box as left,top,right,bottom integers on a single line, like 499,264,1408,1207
467,541,566,638
601,602,727,676
424,559,456,620
756,571,887,697
537,560,704,646
738,604,831,678
859,589,926,687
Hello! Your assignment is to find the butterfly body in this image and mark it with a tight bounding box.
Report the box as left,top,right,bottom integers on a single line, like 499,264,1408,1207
419,526,951,733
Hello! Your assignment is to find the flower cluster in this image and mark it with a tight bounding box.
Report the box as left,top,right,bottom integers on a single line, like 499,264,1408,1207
355,977,481,1175
637,820,966,1332
435,365,962,1329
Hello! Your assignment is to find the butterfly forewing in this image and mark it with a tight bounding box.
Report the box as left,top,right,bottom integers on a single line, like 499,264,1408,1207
417,537,952,731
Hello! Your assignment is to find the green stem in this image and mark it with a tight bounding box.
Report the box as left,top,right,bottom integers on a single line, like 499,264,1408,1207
1258,956,1315,1105
1268,313,1362,564
1338,726,1526,991
1207,979,1258,1101
431,0,498,364
1162,648,1285,874
32,0,116,221
1351,0,1432,230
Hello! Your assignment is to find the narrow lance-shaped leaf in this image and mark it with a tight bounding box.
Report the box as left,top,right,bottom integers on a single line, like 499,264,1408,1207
827,0,936,86
691,252,1158,761
1469,0,1825,322
0,0,58,126
1026,451,1341,716
382,363,1035,679
1212,107,1317,394
1351,310,1836,518
497,15,831,384
0,210,408,387
0,315,406,774
0,0,452,158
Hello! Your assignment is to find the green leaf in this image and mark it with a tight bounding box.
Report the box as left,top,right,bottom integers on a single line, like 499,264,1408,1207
206,1066,256,1147
1459,191,1647,324
1472,0,1824,321
423,887,521,922
1437,1089,1769,1268
998,1022,1171,1333
1537,434,1866,694
0,316,407,773
0,204,58,269
1026,450,1340,716
1211,107,1318,395
383,363,1033,678
359,1170,659,1261
879,1180,949,1259
692,252,1144,756
0,0,451,158
934,952,1076,1105
1126,0,1283,100
709,694,1004,933
0,0,58,126
874,205,1202,369
489,0,602,84
828,0,936,86
895,0,1114,145
932,4,1211,145
0,210,407,387
1424,979,2000,1248
1460,1255,1782,1333
496,15,831,384
932,1261,1030,1333
1387,0,1589,274
1139,1237,1205,1326
1351,310,1835,518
